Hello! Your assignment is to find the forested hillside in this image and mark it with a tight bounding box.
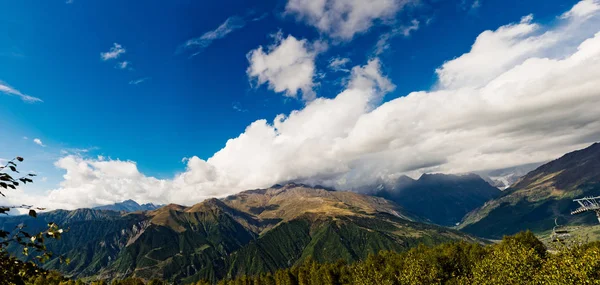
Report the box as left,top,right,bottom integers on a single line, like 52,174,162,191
21,232,600,285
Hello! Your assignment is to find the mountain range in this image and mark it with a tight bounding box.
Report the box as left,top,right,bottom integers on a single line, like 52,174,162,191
3,142,599,283
93,200,162,212
459,142,600,239
476,162,545,190
0,184,479,283
374,173,501,226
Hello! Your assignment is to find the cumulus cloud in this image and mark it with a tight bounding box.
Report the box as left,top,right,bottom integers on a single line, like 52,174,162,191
8,1,600,210
435,7,600,89
561,0,600,20
0,81,42,103
285,0,413,40
247,33,324,101
33,138,45,147
100,43,125,61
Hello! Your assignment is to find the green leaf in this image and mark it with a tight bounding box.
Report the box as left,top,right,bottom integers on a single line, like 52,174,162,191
16,157,24,162
8,166,18,172
19,178,33,184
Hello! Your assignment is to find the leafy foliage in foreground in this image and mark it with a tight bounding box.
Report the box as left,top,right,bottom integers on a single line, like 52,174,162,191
216,231,600,285
1,157,66,285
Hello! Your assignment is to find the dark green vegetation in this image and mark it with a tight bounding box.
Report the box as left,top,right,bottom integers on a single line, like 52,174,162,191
217,231,600,285
374,174,500,226
460,142,600,239
0,184,478,284
22,232,600,285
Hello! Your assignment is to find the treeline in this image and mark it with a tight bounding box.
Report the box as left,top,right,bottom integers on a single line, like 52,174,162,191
214,231,600,285
13,231,600,285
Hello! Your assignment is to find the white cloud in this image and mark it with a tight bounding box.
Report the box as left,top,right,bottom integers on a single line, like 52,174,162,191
285,0,413,40
8,1,600,210
33,138,45,147
328,57,351,72
100,43,126,61
232,101,248,112
129,77,149,85
116,61,130,70
561,0,600,20
435,7,600,90
247,33,324,101
435,15,548,89
0,81,42,103
180,15,246,56
374,19,420,55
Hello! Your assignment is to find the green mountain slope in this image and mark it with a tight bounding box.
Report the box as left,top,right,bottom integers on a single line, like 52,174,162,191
0,184,479,283
459,142,600,239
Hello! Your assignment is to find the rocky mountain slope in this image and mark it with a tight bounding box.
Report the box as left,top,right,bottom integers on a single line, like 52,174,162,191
374,174,501,226
0,184,478,283
459,142,600,239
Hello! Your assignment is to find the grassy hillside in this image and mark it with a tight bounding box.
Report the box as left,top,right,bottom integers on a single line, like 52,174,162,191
459,143,600,239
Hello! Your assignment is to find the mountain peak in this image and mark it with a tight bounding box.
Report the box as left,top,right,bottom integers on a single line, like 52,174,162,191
460,142,600,238
375,173,500,226
94,199,162,212
222,184,417,223
510,142,600,192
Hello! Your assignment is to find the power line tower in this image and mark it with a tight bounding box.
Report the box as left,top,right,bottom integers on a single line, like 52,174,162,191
571,196,600,223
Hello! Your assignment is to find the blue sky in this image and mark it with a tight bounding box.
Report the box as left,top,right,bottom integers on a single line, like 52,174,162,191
1,0,598,209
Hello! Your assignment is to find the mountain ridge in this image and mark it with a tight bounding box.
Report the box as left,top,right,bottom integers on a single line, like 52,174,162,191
373,173,501,226
459,142,600,238
0,184,480,283
93,199,163,212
